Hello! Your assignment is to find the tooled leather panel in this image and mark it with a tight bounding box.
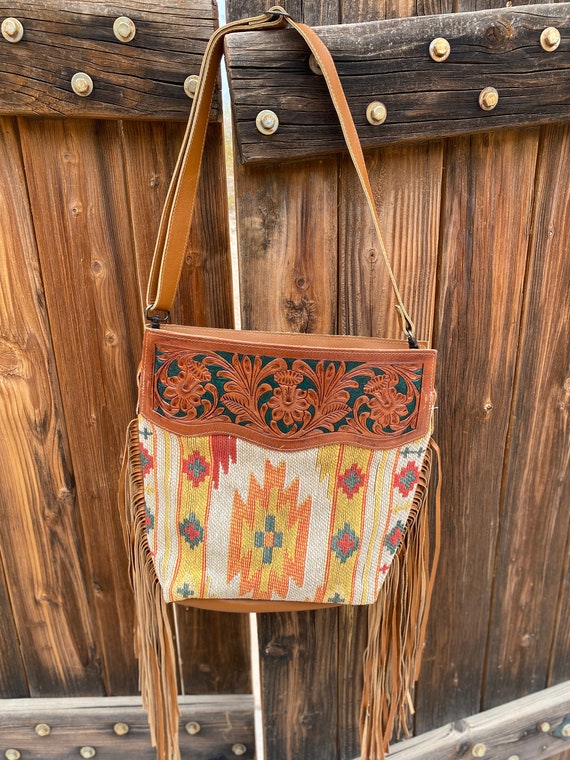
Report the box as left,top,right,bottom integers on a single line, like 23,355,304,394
139,327,436,451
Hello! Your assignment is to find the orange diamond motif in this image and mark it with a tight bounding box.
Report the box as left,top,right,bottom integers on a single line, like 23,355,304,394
227,460,312,599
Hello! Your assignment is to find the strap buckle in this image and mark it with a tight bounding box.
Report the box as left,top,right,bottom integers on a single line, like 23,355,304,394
145,306,170,329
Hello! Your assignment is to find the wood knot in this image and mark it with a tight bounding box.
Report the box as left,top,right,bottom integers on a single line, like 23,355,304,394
264,640,292,659
285,296,315,334
483,19,514,47
0,337,25,377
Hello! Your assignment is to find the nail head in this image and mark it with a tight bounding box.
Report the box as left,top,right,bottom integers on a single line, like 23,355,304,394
5,751,21,760
185,721,201,735
472,744,487,758
308,53,323,75
113,722,130,736
256,109,279,135
184,75,200,98
71,72,94,97
540,27,561,52
366,101,387,126
232,744,247,756
79,748,96,759
1,17,23,42
113,16,136,42
35,723,51,736
539,720,551,733
429,37,451,62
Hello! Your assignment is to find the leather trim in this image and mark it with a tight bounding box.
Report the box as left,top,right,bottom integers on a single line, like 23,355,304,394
177,598,339,613
139,326,436,451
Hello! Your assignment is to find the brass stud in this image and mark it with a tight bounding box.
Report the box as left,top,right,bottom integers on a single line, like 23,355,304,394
113,16,136,42
255,109,279,135
5,751,21,760
540,27,561,52
71,72,94,97
232,744,247,756
113,722,130,736
429,37,451,62
308,53,323,75
185,721,201,735
538,720,551,733
183,75,200,98
79,748,96,759
35,723,51,736
1,17,23,43
478,86,499,111
472,744,487,758
366,101,387,126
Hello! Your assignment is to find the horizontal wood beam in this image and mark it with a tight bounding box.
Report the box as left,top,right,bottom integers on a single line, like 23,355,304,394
225,3,570,162
0,695,255,758
369,681,570,760
0,1,217,120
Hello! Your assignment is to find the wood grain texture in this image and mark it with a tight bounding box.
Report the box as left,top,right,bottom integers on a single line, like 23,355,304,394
0,694,255,759
0,562,27,697
482,123,570,709
18,117,142,696
0,0,219,120
413,127,541,731
0,117,105,697
225,3,570,162
388,681,570,759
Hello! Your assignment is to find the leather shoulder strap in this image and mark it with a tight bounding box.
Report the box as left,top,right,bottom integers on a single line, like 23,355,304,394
146,6,417,344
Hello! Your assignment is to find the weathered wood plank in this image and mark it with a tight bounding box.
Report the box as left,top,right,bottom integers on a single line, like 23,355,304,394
483,122,570,709
225,3,570,162
384,681,570,759
0,117,105,696
18,117,143,695
0,695,255,759
413,127,541,731
0,0,218,120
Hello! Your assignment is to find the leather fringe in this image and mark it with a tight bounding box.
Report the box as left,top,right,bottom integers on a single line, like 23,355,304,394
359,439,442,760
119,419,181,760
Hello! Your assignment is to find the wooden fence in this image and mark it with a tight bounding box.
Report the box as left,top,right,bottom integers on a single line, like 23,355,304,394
0,0,568,758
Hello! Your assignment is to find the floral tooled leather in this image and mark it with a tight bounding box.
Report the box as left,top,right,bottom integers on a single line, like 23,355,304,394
140,328,436,450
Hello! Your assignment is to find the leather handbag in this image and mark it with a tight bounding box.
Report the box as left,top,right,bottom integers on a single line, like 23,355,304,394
120,7,440,760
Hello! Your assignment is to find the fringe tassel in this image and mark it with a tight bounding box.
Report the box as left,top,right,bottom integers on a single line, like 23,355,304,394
119,420,181,760
360,439,442,760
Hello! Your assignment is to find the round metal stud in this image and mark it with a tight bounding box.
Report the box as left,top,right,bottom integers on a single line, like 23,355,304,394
471,744,487,758
506,755,520,760
562,724,570,738
71,72,94,97
429,37,451,62
183,75,200,98
185,721,201,735
79,748,96,759
113,16,136,43
478,86,499,111
35,723,52,736
540,26,561,52
232,744,247,757
308,53,323,75
1,17,23,43
113,722,130,736
538,720,551,733
255,109,279,135
366,101,387,126
5,751,21,760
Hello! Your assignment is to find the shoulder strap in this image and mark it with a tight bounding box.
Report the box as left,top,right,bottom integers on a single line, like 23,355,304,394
146,6,417,346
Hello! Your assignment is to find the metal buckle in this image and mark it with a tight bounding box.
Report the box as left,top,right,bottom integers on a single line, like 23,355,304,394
267,6,291,20
144,306,170,328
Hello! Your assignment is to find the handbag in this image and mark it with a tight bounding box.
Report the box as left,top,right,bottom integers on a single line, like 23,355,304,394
119,7,441,760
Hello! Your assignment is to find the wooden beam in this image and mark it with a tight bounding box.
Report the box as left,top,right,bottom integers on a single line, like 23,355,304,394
0,0,217,120
0,695,255,759
225,3,570,162
367,682,570,760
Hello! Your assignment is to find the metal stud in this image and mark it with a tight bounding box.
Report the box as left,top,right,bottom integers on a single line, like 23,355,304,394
366,101,387,126
113,722,130,736
540,27,561,52
5,751,21,760
562,724,570,738
35,723,52,736
184,75,200,98
308,53,323,75
79,748,96,759
71,72,94,97
255,109,279,135
232,744,247,756
429,37,451,62
472,744,487,757
478,86,499,111
1,17,23,43
113,16,136,42
185,721,201,735
538,720,552,733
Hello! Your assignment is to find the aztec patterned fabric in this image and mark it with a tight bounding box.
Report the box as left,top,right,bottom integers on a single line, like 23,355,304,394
137,326,436,605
